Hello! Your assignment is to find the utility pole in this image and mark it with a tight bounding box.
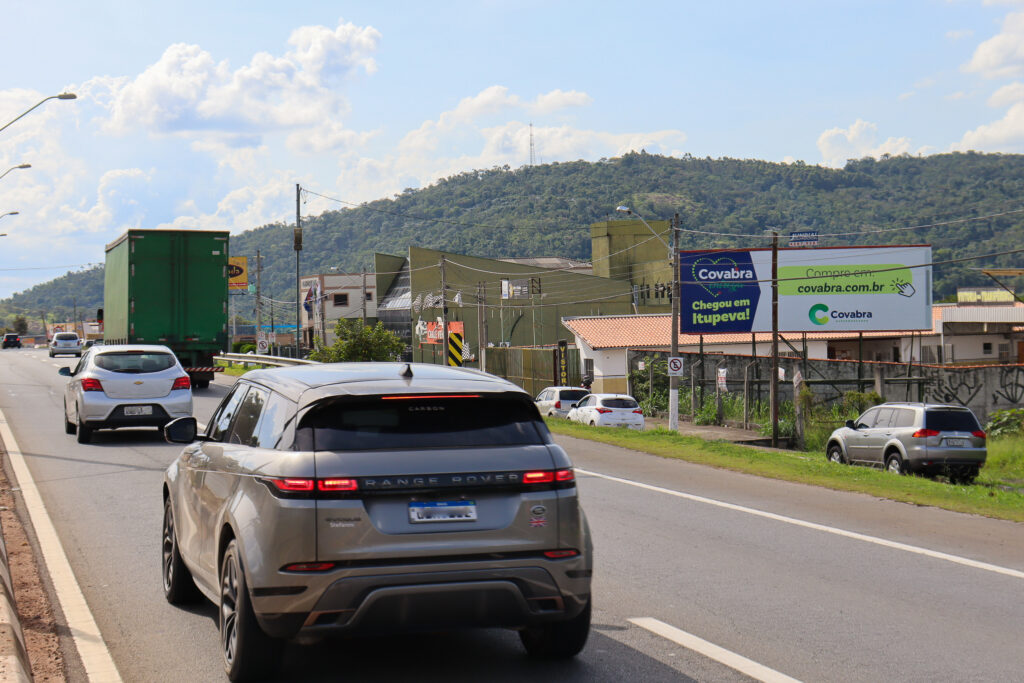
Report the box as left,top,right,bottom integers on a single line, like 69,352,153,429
440,256,448,356
669,213,680,431
269,299,275,354
294,183,302,355
361,271,367,325
477,281,487,371
770,230,780,448
230,293,236,347
255,250,262,342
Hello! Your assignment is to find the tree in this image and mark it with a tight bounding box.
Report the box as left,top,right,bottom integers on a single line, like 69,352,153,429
308,319,404,363
13,315,27,334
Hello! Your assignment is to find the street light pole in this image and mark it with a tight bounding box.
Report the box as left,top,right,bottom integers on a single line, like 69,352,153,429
0,211,19,220
0,93,76,135
0,164,30,182
295,183,302,356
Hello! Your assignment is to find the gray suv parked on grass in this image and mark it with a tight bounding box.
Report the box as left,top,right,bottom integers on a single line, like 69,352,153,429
825,402,987,483
162,363,592,681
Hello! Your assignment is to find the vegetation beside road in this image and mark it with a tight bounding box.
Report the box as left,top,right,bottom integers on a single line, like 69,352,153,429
545,418,1024,523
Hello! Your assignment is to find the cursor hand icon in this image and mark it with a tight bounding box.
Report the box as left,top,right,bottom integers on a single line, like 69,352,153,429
894,281,916,298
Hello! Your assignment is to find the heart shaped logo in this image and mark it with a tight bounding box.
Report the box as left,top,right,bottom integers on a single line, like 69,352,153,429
693,257,739,297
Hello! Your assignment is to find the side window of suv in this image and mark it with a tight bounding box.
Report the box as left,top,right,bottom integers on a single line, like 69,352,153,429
227,387,268,446
893,408,916,428
873,408,894,429
857,409,878,429
254,392,296,449
208,385,249,441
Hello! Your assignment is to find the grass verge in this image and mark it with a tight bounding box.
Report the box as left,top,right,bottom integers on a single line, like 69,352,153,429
215,360,266,377
546,419,1024,523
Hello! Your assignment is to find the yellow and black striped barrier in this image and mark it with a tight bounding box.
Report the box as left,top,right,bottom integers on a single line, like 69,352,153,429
448,332,464,367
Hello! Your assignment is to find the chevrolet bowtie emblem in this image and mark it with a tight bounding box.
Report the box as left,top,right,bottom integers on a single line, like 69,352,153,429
134,381,144,385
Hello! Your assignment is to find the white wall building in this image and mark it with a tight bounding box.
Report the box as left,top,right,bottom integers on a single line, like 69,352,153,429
300,272,377,346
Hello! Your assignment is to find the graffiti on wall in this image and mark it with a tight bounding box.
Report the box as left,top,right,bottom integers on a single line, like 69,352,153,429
921,367,984,407
993,366,1024,405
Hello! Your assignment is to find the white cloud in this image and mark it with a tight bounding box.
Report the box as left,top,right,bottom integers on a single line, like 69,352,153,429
988,81,1024,106
954,101,1024,150
946,29,974,41
963,11,1024,79
817,119,912,167
946,91,969,100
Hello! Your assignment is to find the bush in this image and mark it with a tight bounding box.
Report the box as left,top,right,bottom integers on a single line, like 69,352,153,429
986,408,1024,439
843,390,882,414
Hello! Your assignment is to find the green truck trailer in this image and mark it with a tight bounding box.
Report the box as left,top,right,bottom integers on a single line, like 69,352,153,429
103,229,229,388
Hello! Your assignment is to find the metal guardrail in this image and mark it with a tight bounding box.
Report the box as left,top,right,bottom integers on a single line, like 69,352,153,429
215,352,319,368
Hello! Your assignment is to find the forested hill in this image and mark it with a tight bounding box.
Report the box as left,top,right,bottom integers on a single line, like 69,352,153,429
5,151,1024,325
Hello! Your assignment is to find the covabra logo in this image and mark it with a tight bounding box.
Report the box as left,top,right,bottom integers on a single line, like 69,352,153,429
692,257,756,297
809,303,829,325
808,303,874,325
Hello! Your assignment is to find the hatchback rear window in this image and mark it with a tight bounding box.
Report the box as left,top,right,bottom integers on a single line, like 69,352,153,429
55,333,79,341
925,410,981,432
559,390,588,401
94,352,177,374
601,398,639,409
297,393,549,451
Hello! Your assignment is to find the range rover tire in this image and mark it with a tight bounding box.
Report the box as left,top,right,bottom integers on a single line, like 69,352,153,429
520,597,591,659
162,498,201,604
220,540,282,681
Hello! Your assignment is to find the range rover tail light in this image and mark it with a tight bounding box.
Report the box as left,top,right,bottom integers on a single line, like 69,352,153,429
283,562,336,572
269,477,315,492
318,478,358,492
543,549,579,559
524,469,575,484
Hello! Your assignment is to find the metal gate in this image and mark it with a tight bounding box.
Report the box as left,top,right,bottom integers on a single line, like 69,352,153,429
485,346,581,397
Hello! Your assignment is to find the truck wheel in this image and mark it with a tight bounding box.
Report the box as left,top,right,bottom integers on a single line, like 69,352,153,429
194,379,210,389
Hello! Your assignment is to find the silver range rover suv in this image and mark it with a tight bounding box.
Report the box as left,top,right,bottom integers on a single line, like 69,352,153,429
162,363,592,681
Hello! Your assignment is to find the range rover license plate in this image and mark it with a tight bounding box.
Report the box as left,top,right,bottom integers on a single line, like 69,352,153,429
409,501,477,523
124,406,152,416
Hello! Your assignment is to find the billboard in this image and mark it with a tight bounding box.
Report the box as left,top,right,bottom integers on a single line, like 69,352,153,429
680,246,932,333
228,256,248,291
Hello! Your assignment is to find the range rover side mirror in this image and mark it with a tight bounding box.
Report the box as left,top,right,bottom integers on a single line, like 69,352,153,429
164,416,199,444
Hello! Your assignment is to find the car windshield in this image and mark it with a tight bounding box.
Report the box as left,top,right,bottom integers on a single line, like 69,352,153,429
55,333,78,341
94,352,177,374
925,410,981,432
297,393,549,451
559,389,588,401
601,398,638,409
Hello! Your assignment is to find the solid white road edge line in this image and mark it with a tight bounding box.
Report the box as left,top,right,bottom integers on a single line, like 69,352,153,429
0,407,122,682
576,468,1024,581
630,617,802,683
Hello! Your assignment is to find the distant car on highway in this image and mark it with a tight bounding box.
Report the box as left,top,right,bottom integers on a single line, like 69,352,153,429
49,332,83,357
567,393,645,430
162,363,592,681
825,402,987,484
59,344,193,444
534,386,590,418
2,333,21,349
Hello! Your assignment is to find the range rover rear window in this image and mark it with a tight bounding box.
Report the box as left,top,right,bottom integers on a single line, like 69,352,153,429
297,393,549,451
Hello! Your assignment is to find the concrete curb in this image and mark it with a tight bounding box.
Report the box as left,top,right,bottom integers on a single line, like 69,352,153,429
0,515,32,682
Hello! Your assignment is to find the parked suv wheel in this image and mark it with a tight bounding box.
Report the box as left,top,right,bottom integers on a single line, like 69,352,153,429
827,443,845,464
886,452,905,475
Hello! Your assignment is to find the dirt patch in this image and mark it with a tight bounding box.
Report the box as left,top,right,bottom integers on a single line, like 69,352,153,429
0,457,66,682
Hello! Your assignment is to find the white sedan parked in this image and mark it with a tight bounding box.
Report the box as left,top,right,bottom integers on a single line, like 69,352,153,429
567,393,645,430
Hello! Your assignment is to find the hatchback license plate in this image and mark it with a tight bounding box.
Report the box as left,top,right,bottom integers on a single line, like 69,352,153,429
945,438,968,447
409,501,477,523
124,406,152,416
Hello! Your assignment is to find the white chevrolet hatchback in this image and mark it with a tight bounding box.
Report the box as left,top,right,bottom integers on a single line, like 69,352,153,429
59,344,193,443
567,394,645,430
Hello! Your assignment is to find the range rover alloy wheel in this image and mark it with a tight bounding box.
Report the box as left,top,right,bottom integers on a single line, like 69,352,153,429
220,540,281,681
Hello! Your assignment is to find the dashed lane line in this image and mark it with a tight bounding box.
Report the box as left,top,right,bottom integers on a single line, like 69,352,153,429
0,407,122,682
576,468,1024,581
630,617,801,683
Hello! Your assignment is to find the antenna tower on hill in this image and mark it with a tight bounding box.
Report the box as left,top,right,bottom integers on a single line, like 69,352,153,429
529,123,535,166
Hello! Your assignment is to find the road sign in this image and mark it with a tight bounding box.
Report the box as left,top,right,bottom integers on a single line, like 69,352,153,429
667,357,684,376
256,339,269,353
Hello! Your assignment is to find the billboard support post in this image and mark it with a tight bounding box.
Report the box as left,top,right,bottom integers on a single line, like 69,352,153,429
669,213,680,431
771,230,779,449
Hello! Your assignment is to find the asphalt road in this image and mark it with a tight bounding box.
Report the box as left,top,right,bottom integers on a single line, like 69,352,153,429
2,346,1024,682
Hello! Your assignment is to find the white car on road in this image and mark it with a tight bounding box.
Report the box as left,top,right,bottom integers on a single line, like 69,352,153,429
49,332,83,357
567,393,645,430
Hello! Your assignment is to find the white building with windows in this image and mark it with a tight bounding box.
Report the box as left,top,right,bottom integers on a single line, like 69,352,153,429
300,272,377,346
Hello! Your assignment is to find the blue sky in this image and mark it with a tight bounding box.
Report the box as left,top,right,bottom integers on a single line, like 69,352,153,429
1,1,1023,297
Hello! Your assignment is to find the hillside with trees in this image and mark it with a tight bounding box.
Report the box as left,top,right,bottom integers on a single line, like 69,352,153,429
4,151,1024,329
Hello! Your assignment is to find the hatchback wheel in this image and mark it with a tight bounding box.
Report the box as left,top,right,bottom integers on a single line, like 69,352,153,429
162,498,200,604
220,540,281,681
63,401,76,435
827,444,845,464
886,453,905,475
76,410,92,444
520,597,591,659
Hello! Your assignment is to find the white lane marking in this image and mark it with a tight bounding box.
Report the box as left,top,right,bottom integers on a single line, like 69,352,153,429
630,617,801,683
0,408,123,682
576,468,1024,581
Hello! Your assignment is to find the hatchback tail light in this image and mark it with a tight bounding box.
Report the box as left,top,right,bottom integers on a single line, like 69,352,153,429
80,378,103,392
912,429,940,438
554,400,561,409
972,430,986,439
595,407,612,414
172,376,191,390
632,409,643,414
